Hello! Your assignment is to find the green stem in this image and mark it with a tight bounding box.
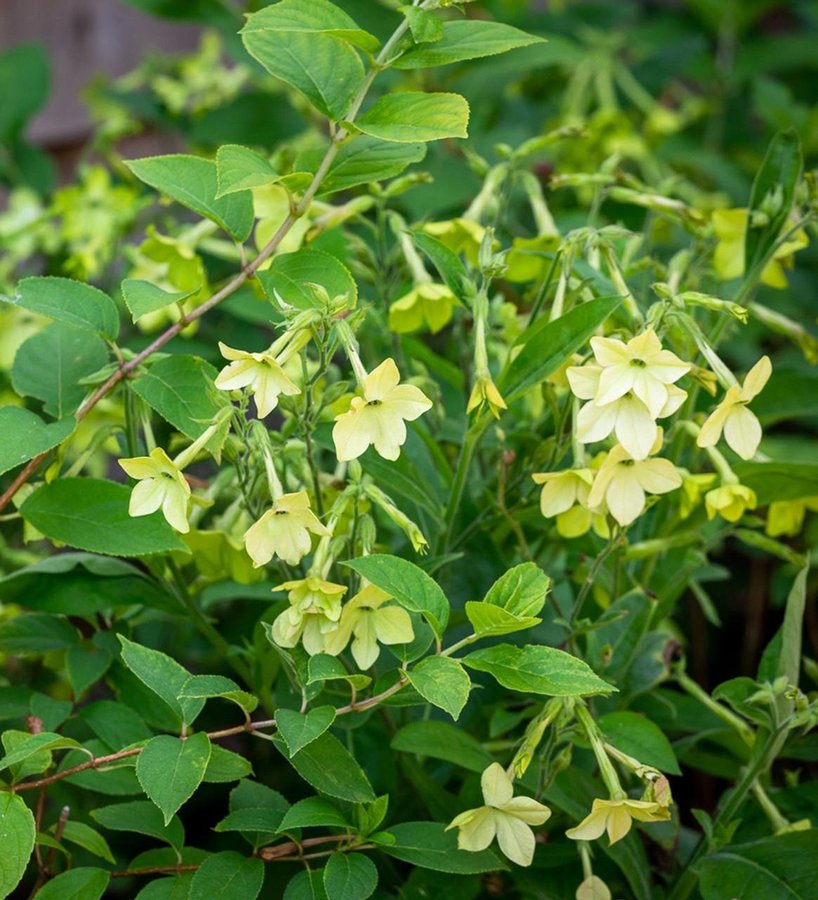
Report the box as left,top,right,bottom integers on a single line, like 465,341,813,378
441,417,492,552
575,701,624,799
675,671,754,747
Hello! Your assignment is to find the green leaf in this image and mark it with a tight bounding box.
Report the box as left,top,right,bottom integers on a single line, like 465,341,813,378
598,711,681,775
699,831,818,899
12,322,109,418
66,637,115,698
483,563,551,617
400,6,443,44
278,797,350,832
378,822,504,873
0,613,78,653
744,129,802,277
216,144,280,197
33,867,110,900
464,602,541,639
776,562,809,687
214,781,289,839
0,732,83,774
276,706,337,755
119,636,205,725
58,821,116,865
406,656,470,721
0,44,49,141
410,231,470,301
733,462,818,505
91,800,184,848
307,654,372,691
188,851,264,900
299,136,426,196
257,248,357,311
20,479,188,557
343,554,449,638
391,721,493,774
0,408,74,477
241,0,378,52
499,295,622,403
273,732,375,803
134,875,195,900
463,644,615,697
121,280,198,323
81,699,152,749
354,92,469,143
204,745,254,783
242,29,363,120
136,733,211,824
131,355,229,457
5,277,118,339
125,154,254,242
0,792,35,898
284,870,328,900
394,20,545,69
323,852,378,900
179,674,258,715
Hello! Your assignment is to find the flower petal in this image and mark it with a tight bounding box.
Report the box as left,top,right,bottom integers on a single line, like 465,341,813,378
740,355,772,402
129,478,164,517
455,808,496,853
495,812,536,867
635,458,682,495
481,763,514,808
613,396,658,461
332,408,372,462
723,406,762,459
365,358,401,401
373,605,414,645
501,797,551,826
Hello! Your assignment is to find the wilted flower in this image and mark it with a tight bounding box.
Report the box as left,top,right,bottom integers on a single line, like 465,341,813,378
588,437,681,527
332,358,433,462
585,329,690,418
678,470,718,518
215,341,300,418
388,283,457,334
566,797,668,845
244,491,329,567
270,577,347,655
119,447,191,533
323,585,414,669
467,371,508,419
697,356,771,460
766,497,818,537
705,483,757,522
446,763,551,867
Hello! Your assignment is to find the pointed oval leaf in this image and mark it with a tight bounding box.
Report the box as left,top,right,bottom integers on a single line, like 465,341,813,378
5,276,119,339
355,92,469,143
0,793,35,898
136,733,212,825
395,20,545,69
323,852,378,900
405,656,470,721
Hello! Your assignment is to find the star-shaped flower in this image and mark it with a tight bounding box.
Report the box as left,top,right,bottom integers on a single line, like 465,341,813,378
270,577,347,655
587,439,681,527
118,447,191,533
697,356,771,460
323,585,414,669
243,491,330,567
388,284,457,334
446,763,551,867
585,329,690,418
566,797,669,845
332,358,432,462
568,364,687,460
215,341,300,418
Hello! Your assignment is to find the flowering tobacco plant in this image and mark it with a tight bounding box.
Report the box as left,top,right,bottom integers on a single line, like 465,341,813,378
1,1,818,898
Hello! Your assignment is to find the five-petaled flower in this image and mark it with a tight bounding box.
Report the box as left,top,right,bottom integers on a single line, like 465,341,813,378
588,437,681,527
215,341,300,419
119,448,191,533
577,329,690,419
244,491,329,567
323,585,414,669
566,797,669,845
270,577,347,655
697,356,771,460
332,358,433,462
388,283,458,334
446,763,551,867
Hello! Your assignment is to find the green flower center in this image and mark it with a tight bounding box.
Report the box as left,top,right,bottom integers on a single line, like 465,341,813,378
630,358,647,368
367,399,383,406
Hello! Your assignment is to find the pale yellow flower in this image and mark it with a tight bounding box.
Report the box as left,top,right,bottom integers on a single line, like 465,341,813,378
388,284,457,334
446,763,551,867
270,577,347,655
467,371,507,420
423,218,486,264
705,483,756,522
215,341,300,418
119,448,191,533
712,208,808,289
576,875,612,900
697,356,771,460
243,491,329,567
587,440,681,527
323,585,414,669
587,329,690,418
568,363,687,460
566,797,668,845
332,358,432,462
678,470,718,519
533,469,594,518
766,497,818,537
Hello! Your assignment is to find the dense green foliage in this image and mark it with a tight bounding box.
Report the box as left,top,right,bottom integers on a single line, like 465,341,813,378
1,1,818,898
